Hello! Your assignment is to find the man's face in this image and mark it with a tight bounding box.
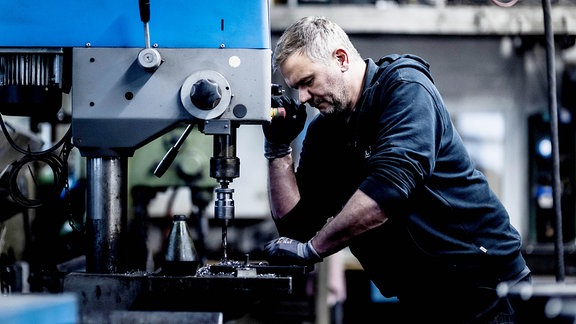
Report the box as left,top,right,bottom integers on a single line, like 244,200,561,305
280,52,349,116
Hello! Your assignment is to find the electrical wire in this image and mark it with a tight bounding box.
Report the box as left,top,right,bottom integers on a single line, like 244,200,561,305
5,151,70,208
0,112,71,156
0,112,73,208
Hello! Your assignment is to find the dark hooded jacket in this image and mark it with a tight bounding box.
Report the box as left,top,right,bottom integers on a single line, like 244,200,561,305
274,54,528,299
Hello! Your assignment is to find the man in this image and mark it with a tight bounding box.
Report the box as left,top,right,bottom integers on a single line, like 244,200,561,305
263,16,530,323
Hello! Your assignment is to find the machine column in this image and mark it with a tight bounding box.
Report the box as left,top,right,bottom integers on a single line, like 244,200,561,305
85,157,128,274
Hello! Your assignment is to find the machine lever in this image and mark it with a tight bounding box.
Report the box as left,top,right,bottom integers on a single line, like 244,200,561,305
139,0,152,48
139,0,150,23
154,124,194,178
137,0,162,71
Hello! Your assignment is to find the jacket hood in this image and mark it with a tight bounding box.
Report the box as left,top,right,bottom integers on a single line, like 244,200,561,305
366,54,434,87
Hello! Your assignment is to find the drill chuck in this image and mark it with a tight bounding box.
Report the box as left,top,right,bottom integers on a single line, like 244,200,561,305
214,187,234,223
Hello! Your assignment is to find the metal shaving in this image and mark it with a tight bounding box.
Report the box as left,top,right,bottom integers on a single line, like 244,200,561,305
195,262,279,278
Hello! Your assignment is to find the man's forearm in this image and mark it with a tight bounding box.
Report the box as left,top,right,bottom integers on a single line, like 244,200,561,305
267,154,300,220
311,189,388,257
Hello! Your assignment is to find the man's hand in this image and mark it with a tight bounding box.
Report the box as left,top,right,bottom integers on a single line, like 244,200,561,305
263,96,307,160
264,237,322,266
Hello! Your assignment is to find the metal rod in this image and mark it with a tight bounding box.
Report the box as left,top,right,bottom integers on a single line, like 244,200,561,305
86,157,128,274
542,0,565,282
143,23,151,49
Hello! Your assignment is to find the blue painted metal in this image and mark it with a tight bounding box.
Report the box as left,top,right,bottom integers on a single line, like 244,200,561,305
0,0,270,49
0,293,78,324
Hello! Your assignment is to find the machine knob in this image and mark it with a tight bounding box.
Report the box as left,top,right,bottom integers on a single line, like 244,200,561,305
190,79,222,110
137,48,162,71
180,70,231,120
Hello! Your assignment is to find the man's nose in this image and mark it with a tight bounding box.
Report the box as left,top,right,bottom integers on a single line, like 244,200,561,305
299,89,312,105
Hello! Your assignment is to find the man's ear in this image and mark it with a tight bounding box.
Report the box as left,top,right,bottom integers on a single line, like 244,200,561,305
334,48,349,72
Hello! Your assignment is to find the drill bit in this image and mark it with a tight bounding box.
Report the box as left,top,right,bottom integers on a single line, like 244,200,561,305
221,222,228,262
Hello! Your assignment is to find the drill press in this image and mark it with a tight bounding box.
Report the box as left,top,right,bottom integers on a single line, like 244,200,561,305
0,1,311,320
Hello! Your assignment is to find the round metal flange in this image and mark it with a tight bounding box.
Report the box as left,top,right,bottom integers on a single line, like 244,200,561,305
180,70,232,120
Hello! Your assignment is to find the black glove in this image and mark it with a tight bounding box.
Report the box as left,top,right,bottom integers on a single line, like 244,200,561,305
263,96,307,160
264,237,322,266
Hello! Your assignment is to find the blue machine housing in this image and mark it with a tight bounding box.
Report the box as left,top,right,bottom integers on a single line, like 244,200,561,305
0,0,272,157
0,0,270,49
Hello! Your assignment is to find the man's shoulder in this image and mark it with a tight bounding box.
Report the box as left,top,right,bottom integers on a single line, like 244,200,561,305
374,54,429,69
367,54,434,88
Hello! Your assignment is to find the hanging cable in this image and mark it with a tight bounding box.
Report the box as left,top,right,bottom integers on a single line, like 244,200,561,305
0,112,73,208
0,112,71,156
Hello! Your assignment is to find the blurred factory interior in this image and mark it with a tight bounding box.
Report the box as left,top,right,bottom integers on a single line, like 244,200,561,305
2,0,576,323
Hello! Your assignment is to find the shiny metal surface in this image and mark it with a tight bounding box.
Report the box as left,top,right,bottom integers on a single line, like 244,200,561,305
86,157,128,274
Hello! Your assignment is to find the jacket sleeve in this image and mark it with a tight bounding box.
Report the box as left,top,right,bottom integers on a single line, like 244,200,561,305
358,70,448,213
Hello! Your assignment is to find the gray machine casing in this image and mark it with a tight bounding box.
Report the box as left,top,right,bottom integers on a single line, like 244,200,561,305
72,47,271,157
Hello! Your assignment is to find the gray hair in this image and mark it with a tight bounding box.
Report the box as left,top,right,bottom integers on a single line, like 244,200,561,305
273,16,361,72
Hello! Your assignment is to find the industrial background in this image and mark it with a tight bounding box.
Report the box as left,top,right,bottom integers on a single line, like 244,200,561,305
1,0,576,323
